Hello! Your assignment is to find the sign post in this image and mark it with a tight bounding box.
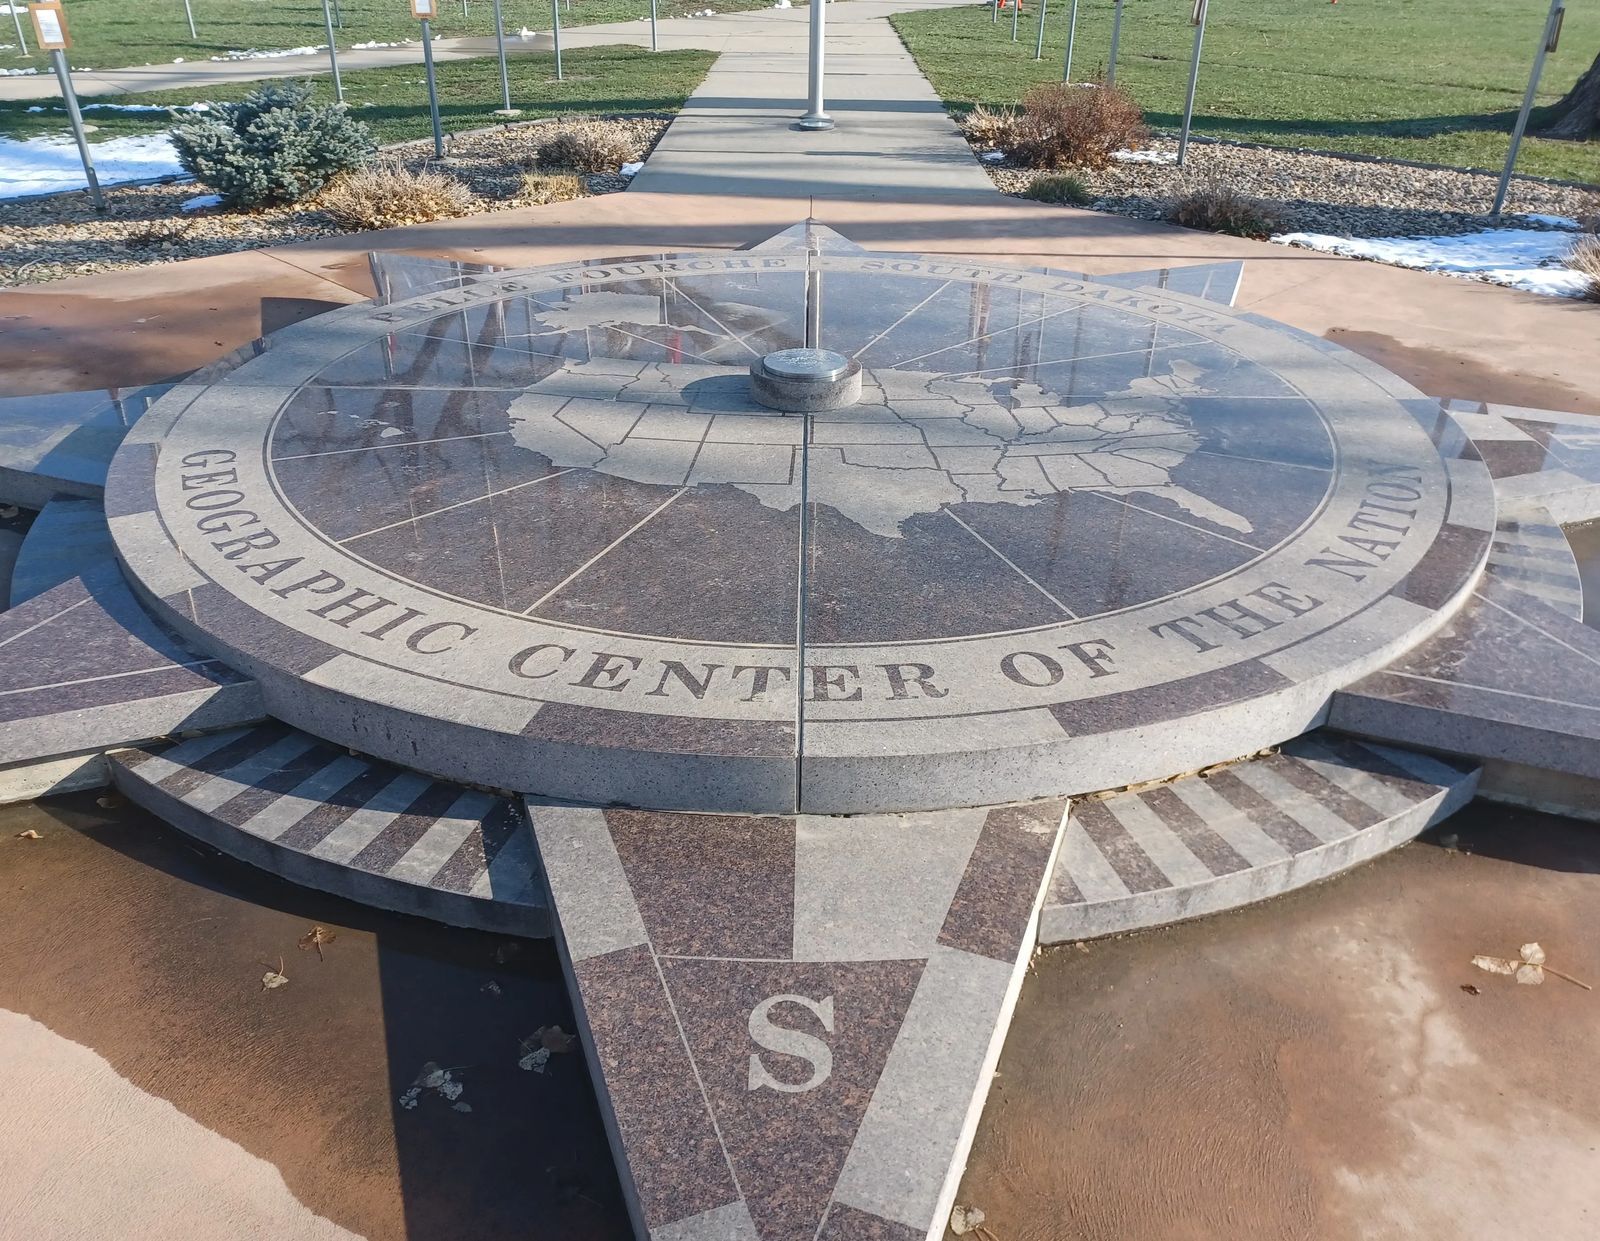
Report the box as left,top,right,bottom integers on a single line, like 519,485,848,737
798,0,832,130
1034,0,1048,60
30,3,103,210
319,0,344,104
411,0,445,158
1177,0,1208,167
491,0,516,113
1107,0,1124,85
550,0,563,81
181,0,196,39
1491,0,1565,218
650,0,657,52
9,4,29,58
1061,0,1077,81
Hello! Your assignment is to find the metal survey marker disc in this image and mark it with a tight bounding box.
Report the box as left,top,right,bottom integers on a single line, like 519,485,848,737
106,226,1492,813
762,347,851,381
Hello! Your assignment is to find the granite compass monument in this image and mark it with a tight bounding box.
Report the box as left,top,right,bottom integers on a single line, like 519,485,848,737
6,223,1600,1241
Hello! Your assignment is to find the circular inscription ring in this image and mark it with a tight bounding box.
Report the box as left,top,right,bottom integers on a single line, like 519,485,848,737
106,245,1493,813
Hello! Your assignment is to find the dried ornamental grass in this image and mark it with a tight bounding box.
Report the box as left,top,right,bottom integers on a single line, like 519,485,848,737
962,103,1022,151
1014,81,1148,172
318,163,476,231
533,126,635,174
1566,235,1600,302
1167,183,1285,240
1022,174,1093,206
515,173,586,205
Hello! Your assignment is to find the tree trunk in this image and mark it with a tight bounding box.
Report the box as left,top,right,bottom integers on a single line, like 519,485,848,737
1542,50,1600,140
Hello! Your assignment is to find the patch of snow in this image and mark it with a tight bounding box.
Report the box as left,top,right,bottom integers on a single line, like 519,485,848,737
22,101,210,115
210,46,324,62
0,131,184,199
0,66,39,77
172,57,185,64
352,39,412,50
181,193,222,211
773,0,792,7
1112,148,1176,164
980,150,1004,163
1273,227,1595,299
1517,213,1580,230
620,161,643,178
25,105,43,113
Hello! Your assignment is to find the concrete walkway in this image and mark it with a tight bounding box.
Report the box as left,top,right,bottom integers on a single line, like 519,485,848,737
624,1,993,198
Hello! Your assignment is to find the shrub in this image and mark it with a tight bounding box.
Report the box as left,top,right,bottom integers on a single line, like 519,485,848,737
1013,81,1147,172
515,172,586,206
533,126,634,174
318,162,475,230
122,218,195,249
1022,174,1093,206
1566,236,1600,303
962,103,1022,151
1166,184,1284,240
170,81,375,209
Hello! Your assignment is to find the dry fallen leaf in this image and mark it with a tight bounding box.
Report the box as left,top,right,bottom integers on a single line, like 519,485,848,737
1460,983,1481,996
15,829,41,840
297,925,337,961
537,1024,576,1054
0,504,18,519
95,794,124,810
950,1204,986,1236
261,957,289,991
1472,941,1591,990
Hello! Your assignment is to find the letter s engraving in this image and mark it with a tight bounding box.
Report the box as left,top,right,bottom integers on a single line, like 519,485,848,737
746,993,834,1094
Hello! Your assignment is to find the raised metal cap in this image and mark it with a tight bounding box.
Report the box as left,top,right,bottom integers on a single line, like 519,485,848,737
761,348,851,383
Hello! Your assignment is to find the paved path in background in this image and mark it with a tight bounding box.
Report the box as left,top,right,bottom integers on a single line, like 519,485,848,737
2,0,990,201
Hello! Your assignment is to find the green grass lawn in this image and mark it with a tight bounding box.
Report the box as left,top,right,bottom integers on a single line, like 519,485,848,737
0,44,715,145
0,0,776,74
892,0,1600,185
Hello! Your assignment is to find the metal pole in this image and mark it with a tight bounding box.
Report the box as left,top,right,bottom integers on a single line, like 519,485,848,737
798,0,831,129
320,0,343,103
650,0,657,52
1492,0,1564,218
333,0,343,28
1011,0,1019,42
992,0,998,24
491,0,514,111
1107,0,1124,85
420,19,444,158
550,0,563,80
1034,0,1047,60
1062,0,1077,81
9,4,28,56
1177,0,1207,166
181,0,197,39
51,50,104,210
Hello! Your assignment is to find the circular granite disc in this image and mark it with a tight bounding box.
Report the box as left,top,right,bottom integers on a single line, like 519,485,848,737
106,247,1492,813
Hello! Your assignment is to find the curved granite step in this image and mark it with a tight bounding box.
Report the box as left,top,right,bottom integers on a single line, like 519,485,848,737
107,724,548,936
7,496,115,607
1481,498,1584,622
1039,733,1478,944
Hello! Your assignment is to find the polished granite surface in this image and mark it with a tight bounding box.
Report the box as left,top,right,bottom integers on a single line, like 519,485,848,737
104,226,1491,812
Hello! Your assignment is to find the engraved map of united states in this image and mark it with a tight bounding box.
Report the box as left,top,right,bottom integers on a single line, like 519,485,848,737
505,356,1254,541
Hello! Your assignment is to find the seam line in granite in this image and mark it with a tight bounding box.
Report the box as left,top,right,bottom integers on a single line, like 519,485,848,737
648,945,747,1209
273,428,511,462
340,468,577,544
0,593,93,650
1479,590,1600,668
944,510,1077,618
1082,488,1267,555
854,279,953,362
1380,669,1600,712
520,488,688,615
0,659,225,697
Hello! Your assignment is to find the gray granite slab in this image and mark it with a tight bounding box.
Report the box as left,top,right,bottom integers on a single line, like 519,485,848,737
1039,732,1478,943
7,497,115,607
0,561,263,767
0,383,174,508
107,723,548,935
1330,578,1600,779
101,225,1489,815
1042,260,1244,306
1443,398,1600,524
531,799,1067,1241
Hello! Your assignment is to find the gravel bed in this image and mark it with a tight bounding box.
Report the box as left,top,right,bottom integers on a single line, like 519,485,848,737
0,116,666,288
978,134,1600,238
